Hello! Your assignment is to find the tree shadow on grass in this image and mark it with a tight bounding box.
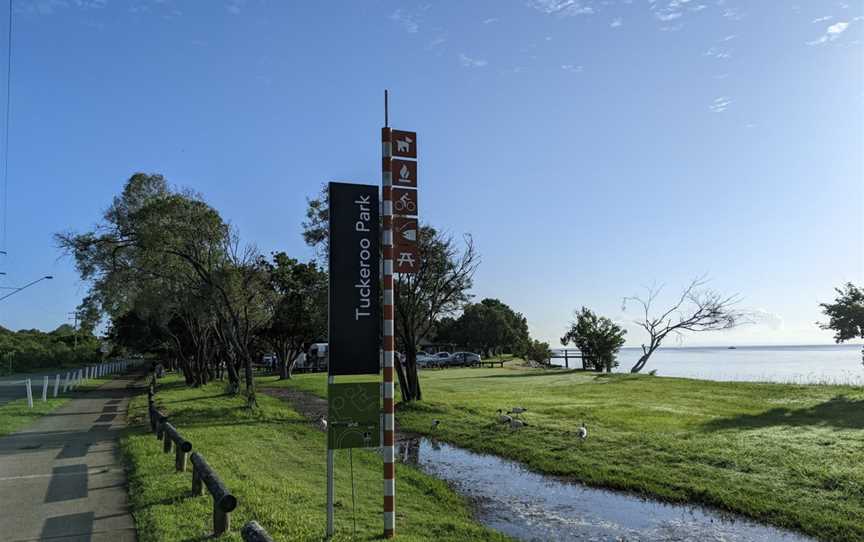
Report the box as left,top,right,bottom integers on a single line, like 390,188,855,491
703,395,864,431
159,394,229,406
475,369,588,379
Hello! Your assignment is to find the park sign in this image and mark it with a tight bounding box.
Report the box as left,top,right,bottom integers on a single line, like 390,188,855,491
327,182,380,376
328,382,381,449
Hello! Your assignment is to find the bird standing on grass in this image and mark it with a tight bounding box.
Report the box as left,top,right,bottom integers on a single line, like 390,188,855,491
509,406,527,415
319,416,328,431
509,418,527,429
496,409,513,424
430,419,440,431
577,422,588,440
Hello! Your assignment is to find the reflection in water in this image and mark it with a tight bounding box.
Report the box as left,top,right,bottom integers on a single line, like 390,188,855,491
397,437,813,542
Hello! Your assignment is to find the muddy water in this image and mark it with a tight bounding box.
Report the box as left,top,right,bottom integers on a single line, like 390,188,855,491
397,437,815,542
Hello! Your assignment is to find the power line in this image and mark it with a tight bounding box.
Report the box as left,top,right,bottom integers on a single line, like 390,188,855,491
2,0,12,255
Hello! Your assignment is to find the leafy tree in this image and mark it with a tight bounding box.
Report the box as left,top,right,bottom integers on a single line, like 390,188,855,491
443,299,530,357
0,323,101,374
395,227,479,401
561,307,627,372
259,252,327,379
57,173,271,403
523,339,553,365
819,283,864,363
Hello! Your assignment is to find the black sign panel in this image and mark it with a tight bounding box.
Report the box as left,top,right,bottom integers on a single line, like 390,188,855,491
328,182,380,375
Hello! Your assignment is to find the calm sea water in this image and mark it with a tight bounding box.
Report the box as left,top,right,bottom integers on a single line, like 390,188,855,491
551,344,864,385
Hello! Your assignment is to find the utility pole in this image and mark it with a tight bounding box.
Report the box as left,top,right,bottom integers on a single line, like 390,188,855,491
67,311,78,349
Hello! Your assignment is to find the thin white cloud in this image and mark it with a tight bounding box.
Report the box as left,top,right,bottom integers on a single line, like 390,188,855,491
527,0,594,16
709,96,732,113
427,35,447,50
750,308,784,330
226,0,246,15
721,34,736,41
561,64,583,72
25,0,108,15
459,53,488,68
390,9,420,33
610,17,623,28
483,17,499,24
813,15,833,23
705,46,732,59
656,11,683,21
828,21,850,34
807,20,851,45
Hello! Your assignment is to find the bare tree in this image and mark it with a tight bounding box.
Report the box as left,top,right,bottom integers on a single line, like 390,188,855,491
622,277,748,373
395,227,479,401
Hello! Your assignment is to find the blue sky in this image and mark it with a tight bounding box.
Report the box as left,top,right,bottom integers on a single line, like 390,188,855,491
0,0,861,347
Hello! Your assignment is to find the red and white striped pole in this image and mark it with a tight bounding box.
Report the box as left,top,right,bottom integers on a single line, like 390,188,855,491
381,95,396,538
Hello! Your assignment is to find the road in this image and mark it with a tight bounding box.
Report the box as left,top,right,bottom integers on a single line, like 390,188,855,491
0,369,84,406
0,373,139,541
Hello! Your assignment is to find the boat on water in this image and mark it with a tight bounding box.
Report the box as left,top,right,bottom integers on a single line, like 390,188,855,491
727,346,737,350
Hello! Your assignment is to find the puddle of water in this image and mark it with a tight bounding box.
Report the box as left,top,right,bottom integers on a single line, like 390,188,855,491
397,437,814,542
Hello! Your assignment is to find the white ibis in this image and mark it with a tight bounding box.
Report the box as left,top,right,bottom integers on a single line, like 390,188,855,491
577,422,588,440
496,409,513,424
319,416,328,431
509,418,527,429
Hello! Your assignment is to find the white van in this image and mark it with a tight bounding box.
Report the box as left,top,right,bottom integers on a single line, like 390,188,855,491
307,343,329,372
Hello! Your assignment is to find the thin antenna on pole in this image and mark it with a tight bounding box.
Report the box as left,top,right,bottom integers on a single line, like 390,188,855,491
2,0,12,255
384,89,389,128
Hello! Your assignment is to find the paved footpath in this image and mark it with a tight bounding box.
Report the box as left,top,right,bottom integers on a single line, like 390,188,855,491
0,374,140,542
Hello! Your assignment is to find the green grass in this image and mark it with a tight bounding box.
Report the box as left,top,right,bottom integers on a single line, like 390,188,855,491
0,396,69,436
122,375,511,542
0,374,120,437
261,367,864,542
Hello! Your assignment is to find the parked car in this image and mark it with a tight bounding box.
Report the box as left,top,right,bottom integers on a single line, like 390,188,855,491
449,352,481,367
417,351,451,368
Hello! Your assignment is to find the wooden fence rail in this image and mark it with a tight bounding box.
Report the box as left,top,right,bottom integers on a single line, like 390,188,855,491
241,521,275,542
191,451,238,536
147,365,268,538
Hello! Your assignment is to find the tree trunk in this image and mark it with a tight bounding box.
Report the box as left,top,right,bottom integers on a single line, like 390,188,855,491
400,350,422,402
225,360,240,394
630,354,650,373
395,357,410,401
244,355,254,392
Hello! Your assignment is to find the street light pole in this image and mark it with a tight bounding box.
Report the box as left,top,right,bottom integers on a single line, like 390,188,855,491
0,275,53,302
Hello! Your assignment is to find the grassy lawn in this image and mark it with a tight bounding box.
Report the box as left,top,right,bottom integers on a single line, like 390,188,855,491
0,373,122,437
261,367,864,542
0,396,69,436
122,375,511,542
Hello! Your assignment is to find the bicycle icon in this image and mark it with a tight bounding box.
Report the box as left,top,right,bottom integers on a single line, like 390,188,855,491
394,193,416,213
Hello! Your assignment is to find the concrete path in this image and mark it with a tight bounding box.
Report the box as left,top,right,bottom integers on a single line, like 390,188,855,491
0,374,140,541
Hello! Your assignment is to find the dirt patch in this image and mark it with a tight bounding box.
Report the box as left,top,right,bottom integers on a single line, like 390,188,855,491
262,387,327,426
262,385,420,441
